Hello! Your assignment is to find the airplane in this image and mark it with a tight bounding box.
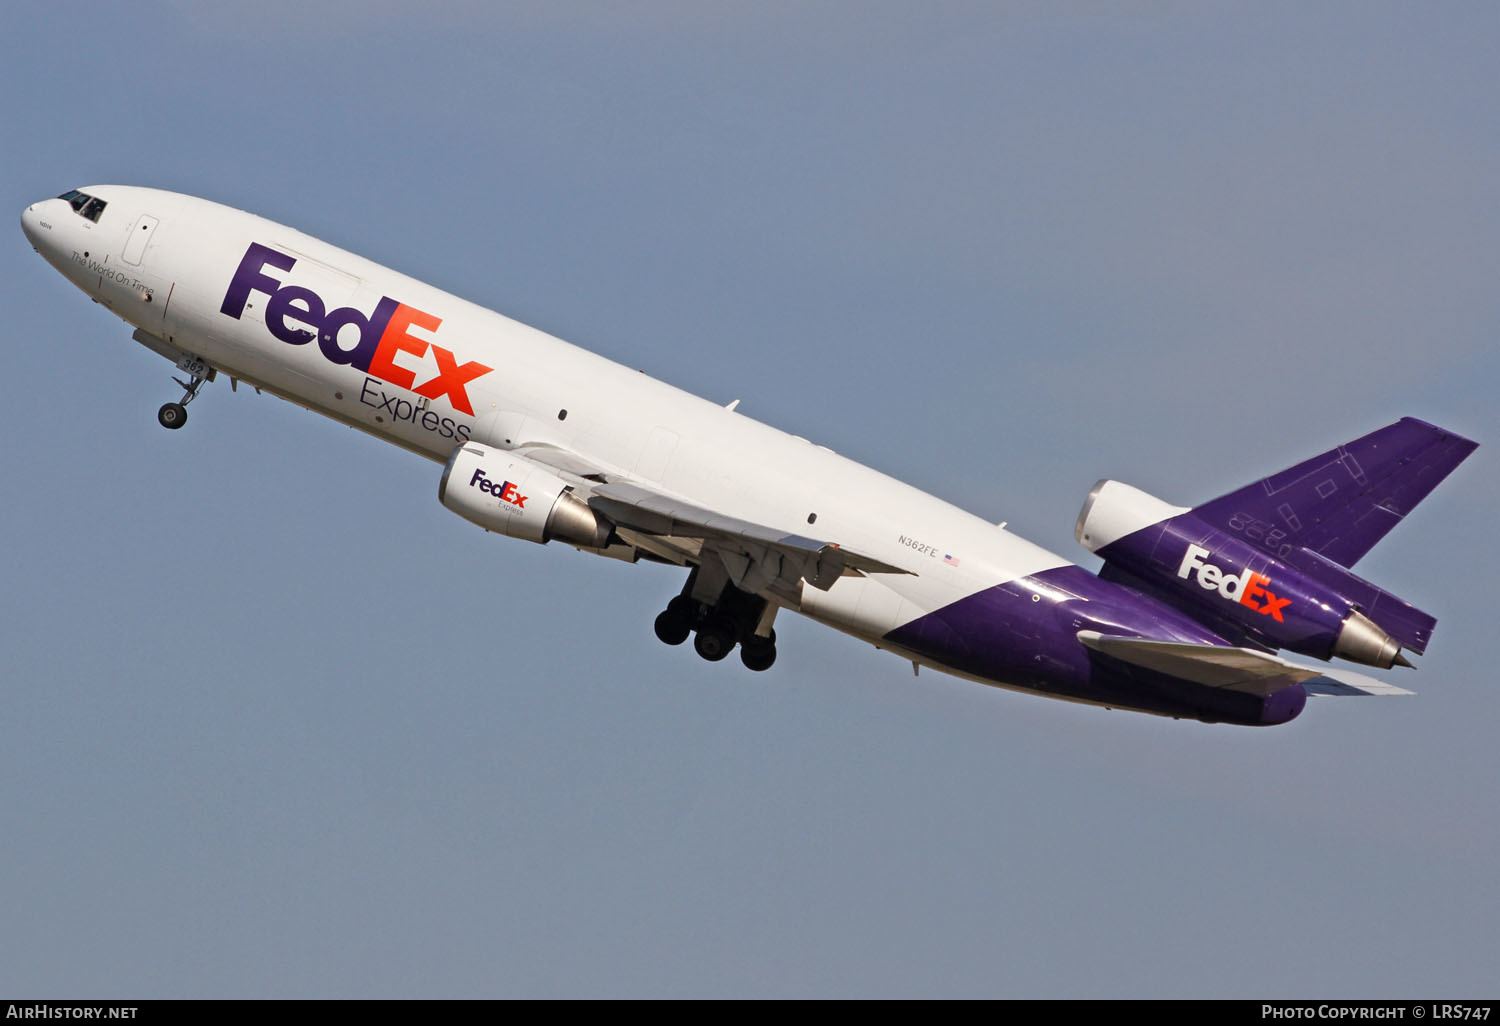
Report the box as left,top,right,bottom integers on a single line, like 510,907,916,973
20,185,1478,726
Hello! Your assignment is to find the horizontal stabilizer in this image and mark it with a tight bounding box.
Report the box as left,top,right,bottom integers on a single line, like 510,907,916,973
1077,631,1411,697
1078,631,1321,695
1300,669,1415,697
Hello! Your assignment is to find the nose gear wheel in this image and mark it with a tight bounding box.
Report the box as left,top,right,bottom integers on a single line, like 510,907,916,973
157,357,214,430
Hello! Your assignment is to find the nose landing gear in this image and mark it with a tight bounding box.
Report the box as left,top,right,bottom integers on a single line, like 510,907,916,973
157,355,215,430
157,401,188,429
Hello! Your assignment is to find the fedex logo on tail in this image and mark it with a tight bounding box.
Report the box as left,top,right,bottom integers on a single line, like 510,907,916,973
220,243,492,416
1177,544,1291,622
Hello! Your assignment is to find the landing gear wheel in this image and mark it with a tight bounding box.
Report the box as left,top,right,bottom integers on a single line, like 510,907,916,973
740,634,777,672
157,402,187,430
693,617,737,662
654,608,692,646
158,357,212,431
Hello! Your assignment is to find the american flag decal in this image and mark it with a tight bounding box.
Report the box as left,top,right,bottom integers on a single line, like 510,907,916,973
943,553,960,567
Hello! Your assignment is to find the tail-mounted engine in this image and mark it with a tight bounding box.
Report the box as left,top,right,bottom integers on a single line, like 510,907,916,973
1075,480,1433,669
440,443,612,548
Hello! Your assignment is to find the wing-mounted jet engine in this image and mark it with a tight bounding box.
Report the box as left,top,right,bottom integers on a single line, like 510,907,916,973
440,443,613,548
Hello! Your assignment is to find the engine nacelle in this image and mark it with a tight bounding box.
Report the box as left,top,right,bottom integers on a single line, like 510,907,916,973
440,443,612,548
1076,480,1429,670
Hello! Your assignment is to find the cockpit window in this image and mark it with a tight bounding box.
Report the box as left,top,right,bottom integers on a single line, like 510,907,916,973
57,189,107,223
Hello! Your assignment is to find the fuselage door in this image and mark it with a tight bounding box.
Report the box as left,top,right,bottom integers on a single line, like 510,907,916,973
121,214,160,265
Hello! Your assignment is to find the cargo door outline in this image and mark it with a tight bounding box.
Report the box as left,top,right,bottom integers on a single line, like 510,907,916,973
121,214,159,265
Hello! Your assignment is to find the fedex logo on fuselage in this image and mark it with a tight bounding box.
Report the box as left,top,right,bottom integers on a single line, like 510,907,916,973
469,468,526,508
1176,544,1291,622
220,242,492,416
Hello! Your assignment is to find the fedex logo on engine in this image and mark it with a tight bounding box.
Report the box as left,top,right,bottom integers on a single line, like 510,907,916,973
470,467,526,508
1176,544,1291,622
220,243,492,416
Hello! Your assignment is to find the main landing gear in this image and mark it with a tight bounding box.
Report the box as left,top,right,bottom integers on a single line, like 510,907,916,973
654,567,779,672
157,355,215,430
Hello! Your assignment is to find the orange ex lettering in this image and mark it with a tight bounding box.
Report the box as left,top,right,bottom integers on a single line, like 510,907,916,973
368,303,441,390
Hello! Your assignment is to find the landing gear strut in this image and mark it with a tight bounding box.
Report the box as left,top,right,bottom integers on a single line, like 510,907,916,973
653,567,779,672
157,355,214,430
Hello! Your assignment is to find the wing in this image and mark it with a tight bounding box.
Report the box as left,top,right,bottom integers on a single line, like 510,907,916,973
509,443,910,597
1077,631,1414,697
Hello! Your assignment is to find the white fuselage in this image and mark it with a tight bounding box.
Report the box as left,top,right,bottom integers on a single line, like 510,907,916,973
22,185,1079,685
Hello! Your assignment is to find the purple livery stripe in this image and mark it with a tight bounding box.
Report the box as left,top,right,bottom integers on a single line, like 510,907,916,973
883,566,1307,725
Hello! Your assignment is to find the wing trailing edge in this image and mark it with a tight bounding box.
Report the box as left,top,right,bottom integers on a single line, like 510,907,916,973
588,480,910,593
494,443,911,591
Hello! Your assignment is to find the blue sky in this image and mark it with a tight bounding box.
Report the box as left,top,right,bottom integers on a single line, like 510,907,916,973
2,2,1495,997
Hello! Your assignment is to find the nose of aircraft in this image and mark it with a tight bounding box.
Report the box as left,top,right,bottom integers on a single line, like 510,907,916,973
20,200,44,247
20,197,71,266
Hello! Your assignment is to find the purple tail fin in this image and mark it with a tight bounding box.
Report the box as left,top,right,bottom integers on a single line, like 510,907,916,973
1191,418,1477,570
